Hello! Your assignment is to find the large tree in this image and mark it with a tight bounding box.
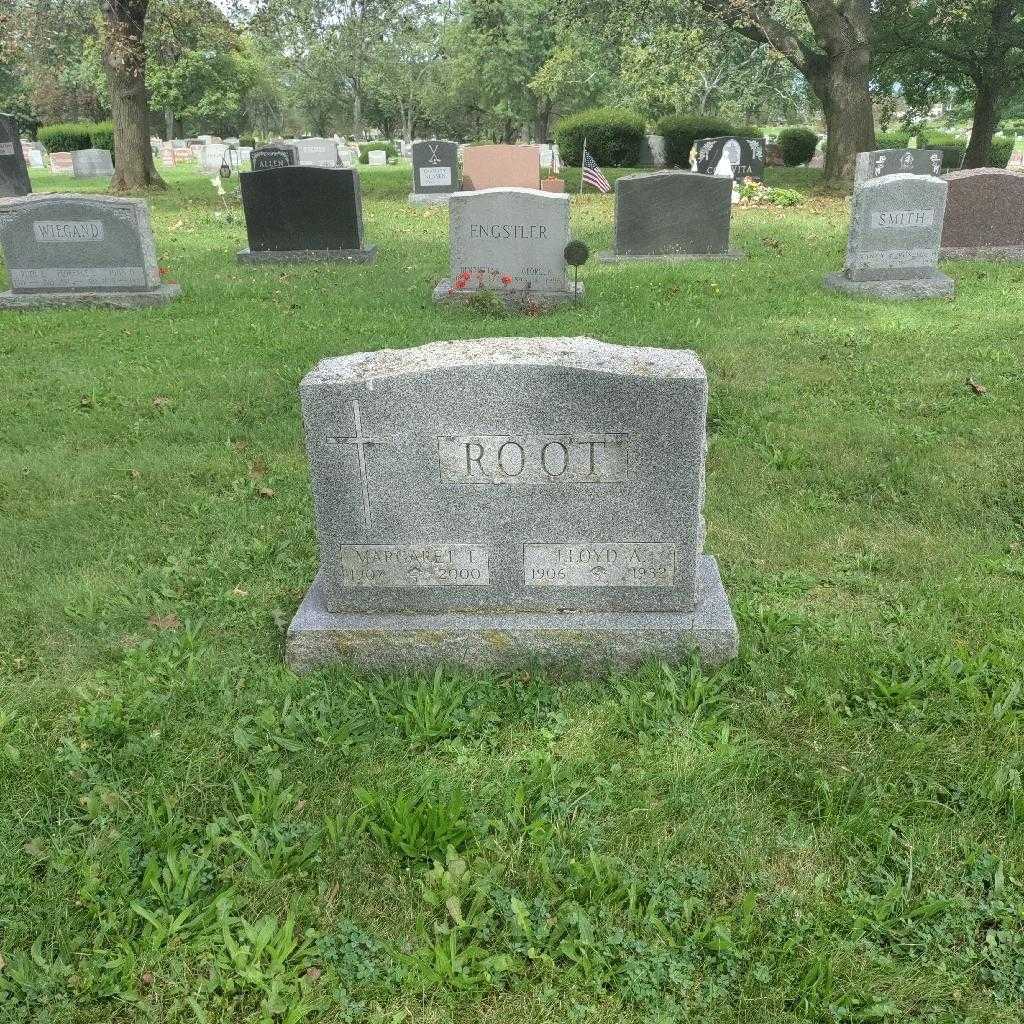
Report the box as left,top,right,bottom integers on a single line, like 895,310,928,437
874,0,1024,167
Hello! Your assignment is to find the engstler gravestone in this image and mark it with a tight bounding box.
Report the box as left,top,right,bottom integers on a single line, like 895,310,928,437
0,112,31,197
432,187,578,309
409,140,460,205
940,168,1024,261
286,336,738,672
237,165,376,264
824,172,954,300
0,194,180,308
599,170,742,261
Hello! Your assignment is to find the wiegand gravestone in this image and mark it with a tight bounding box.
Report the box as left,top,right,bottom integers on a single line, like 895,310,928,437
940,168,1024,261
0,194,180,308
433,187,578,309
251,143,298,172
0,112,31,197
409,140,459,206
237,165,376,264
695,136,765,180
286,336,738,672
824,172,953,300
71,148,114,179
599,171,742,262
854,148,943,184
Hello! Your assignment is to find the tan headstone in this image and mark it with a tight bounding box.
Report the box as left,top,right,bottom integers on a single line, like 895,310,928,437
540,177,566,193
462,145,540,190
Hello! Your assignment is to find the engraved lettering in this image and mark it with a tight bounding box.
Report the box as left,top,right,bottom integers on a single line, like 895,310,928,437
497,441,526,477
438,434,628,484
871,209,935,229
524,543,676,587
465,441,485,476
32,220,105,242
540,441,568,477
335,544,490,587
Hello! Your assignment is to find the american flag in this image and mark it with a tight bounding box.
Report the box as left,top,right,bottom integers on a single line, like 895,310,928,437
581,148,611,193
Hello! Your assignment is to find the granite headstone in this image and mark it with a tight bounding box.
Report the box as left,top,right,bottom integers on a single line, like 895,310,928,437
0,112,31,197
50,153,74,175
251,143,298,172
286,336,738,672
0,194,179,308
824,172,953,299
637,134,667,168
432,187,578,308
71,149,114,179
237,165,376,264
295,138,339,168
940,168,1024,261
599,171,741,261
854,148,944,185
409,140,459,205
461,144,540,190
695,136,765,180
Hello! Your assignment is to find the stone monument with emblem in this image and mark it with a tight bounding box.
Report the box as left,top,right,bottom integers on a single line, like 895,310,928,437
0,112,32,197
695,136,765,180
854,148,944,184
286,336,738,672
409,140,460,206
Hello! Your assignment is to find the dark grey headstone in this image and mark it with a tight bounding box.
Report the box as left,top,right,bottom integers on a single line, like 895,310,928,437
0,113,31,197
0,194,179,308
238,166,375,263
854,149,944,184
695,136,765,180
603,171,738,260
411,140,459,195
637,135,667,168
251,144,298,172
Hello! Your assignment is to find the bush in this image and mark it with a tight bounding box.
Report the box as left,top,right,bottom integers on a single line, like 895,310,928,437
239,136,256,149
37,122,94,153
89,121,114,153
654,114,734,168
734,125,765,140
777,127,818,166
875,130,911,149
990,137,1014,167
554,107,645,166
358,142,397,165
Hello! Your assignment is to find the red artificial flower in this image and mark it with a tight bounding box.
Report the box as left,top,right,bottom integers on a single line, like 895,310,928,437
500,275,512,285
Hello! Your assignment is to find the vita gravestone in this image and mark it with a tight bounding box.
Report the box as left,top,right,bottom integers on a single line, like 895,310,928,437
251,143,298,171
433,187,579,309
695,136,765,180
237,166,376,264
0,112,31,197
0,194,180,309
409,140,460,206
286,336,738,672
854,149,943,184
599,171,742,262
940,168,1024,261
824,173,954,300
71,148,114,179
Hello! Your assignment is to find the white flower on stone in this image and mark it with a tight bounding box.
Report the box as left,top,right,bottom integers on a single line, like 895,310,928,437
210,176,225,196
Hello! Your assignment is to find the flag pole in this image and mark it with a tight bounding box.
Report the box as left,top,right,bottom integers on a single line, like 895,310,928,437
579,136,587,196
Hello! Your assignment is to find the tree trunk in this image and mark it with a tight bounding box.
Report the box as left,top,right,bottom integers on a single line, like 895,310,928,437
102,0,163,191
806,51,874,185
164,108,174,140
352,91,362,138
963,79,1001,168
533,100,552,143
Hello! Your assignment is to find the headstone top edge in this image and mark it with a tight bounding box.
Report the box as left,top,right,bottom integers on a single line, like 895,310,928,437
0,192,146,210
450,186,566,201
857,172,948,189
943,166,1020,181
301,337,705,388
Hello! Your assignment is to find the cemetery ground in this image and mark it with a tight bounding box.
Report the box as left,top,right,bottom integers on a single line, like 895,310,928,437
2,163,1023,1024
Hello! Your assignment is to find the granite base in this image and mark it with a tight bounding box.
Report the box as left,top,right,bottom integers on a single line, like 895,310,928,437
407,193,452,207
286,555,738,673
940,245,1024,262
237,245,377,265
0,283,180,310
432,279,583,310
823,269,954,300
597,249,745,263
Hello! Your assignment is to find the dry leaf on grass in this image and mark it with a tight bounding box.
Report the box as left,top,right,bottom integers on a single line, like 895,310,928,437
148,612,181,630
966,378,987,395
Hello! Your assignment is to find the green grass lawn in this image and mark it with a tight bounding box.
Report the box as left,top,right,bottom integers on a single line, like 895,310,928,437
2,162,1024,1023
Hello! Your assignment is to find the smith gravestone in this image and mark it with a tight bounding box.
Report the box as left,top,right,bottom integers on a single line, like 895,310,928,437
71,148,114,179
940,168,1024,261
854,148,943,184
599,171,741,261
409,140,460,206
824,173,953,300
238,166,376,264
0,112,31,197
695,136,765,180
433,187,578,309
286,336,738,672
0,194,180,308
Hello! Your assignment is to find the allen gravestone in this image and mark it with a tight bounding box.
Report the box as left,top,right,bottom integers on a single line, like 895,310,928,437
409,140,460,206
940,168,1024,261
824,173,953,300
854,148,943,184
286,336,738,672
0,194,180,309
251,143,298,172
433,188,578,309
238,166,376,265
0,112,31,197
599,171,742,262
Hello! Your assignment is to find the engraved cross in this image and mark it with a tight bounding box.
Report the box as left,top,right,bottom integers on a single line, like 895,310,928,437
326,400,384,531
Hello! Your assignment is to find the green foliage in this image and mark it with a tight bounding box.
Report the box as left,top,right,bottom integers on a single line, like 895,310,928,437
36,122,93,152
778,126,818,166
875,130,912,148
654,113,734,167
554,107,645,166
89,121,114,153
355,786,473,861
990,137,1013,167
358,142,397,164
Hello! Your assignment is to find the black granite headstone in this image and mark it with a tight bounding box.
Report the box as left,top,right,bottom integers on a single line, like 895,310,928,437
238,166,375,264
0,112,32,198
854,148,944,184
411,140,460,195
695,136,765,181
251,143,298,172
604,171,738,260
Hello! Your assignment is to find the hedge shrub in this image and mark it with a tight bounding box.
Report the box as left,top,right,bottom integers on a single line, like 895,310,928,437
37,122,94,152
358,142,397,164
90,121,114,153
554,107,645,166
778,127,818,166
990,137,1014,167
875,130,911,149
654,114,734,167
